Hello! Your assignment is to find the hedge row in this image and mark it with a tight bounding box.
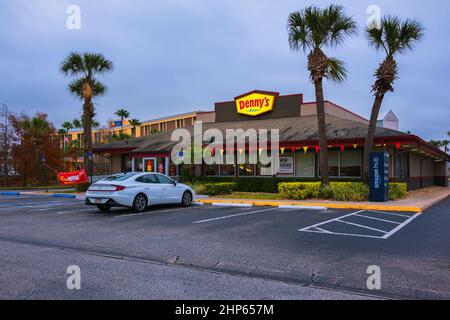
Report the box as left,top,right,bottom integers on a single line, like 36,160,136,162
279,182,407,202
190,182,237,196
194,177,362,193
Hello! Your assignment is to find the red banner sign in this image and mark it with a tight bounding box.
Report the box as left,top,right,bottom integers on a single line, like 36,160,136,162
57,169,89,186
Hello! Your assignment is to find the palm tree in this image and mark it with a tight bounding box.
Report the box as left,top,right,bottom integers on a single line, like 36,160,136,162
72,118,82,129
363,17,424,182
60,52,113,176
23,116,50,186
62,121,74,133
441,140,449,153
129,119,142,137
115,109,130,134
288,5,357,186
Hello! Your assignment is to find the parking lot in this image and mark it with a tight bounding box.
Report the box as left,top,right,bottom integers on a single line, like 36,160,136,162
0,193,449,299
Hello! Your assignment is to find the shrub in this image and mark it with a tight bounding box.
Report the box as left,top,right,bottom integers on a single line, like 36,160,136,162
75,183,89,193
328,182,369,202
202,182,237,196
278,182,322,200
196,177,362,193
278,182,369,201
389,183,407,200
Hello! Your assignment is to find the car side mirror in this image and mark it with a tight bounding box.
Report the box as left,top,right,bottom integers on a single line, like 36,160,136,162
172,180,177,186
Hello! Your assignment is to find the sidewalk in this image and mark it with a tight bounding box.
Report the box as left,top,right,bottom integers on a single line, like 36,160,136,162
196,186,450,213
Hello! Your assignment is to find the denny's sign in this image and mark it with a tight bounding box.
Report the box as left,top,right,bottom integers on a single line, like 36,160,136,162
235,91,277,117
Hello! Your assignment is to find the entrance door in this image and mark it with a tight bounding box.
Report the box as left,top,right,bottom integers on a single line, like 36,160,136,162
143,158,156,173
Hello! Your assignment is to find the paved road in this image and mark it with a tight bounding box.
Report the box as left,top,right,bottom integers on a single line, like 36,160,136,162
0,193,449,299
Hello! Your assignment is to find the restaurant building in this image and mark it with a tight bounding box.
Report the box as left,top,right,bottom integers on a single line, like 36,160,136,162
93,90,449,190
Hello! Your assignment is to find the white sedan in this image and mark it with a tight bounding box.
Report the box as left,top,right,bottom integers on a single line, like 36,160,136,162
85,172,195,212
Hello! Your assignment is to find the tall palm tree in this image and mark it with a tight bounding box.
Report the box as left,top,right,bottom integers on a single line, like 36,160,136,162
288,5,357,186
23,117,50,186
363,17,424,182
115,109,130,134
60,52,113,176
129,119,142,137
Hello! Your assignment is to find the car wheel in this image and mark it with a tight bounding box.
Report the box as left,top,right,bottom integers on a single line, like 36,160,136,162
132,193,148,212
181,191,193,207
97,204,111,212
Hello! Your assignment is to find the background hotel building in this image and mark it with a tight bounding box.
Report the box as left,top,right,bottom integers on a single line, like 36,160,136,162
86,90,448,190
67,111,208,145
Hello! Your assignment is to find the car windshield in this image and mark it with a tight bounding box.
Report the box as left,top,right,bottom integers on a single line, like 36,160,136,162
103,173,139,181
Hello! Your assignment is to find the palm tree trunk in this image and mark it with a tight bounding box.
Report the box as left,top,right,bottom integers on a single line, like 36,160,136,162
83,99,94,179
314,79,330,187
363,94,385,183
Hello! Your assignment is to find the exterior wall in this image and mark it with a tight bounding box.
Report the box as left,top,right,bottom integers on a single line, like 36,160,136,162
407,153,438,190
197,112,215,123
301,102,369,124
434,161,449,187
111,154,123,174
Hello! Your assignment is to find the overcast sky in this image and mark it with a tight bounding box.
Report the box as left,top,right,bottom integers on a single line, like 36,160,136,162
0,0,449,140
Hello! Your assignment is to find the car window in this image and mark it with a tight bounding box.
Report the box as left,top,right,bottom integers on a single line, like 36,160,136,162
104,173,138,181
156,174,174,184
136,174,159,184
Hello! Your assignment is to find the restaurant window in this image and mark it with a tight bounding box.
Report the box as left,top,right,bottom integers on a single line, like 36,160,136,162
257,162,274,176
328,151,339,177
239,164,255,176
220,164,235,176
340,150,362,177
238,152,256,176
133,158,143,172
395,153,408,178
122,155,132,173
295,151,315,177
204,165,219,176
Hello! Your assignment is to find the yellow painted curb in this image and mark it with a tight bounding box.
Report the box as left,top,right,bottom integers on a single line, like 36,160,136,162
196,199,422,213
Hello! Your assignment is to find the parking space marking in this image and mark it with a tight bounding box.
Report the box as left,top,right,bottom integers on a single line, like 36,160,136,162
193,207,277,224
381,212,421,239
53,209,98,215
335,219,388,234
299,210,422,240
366,210,412,218
114,206,200,219
353,213,401,225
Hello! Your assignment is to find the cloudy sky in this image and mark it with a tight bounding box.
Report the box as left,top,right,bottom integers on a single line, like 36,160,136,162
0,0,449,140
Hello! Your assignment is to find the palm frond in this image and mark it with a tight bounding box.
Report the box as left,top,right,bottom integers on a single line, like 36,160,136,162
323,4,358,48
83,53,114,75
60,52,86,77
287,11,310,51
68,78,107,99
327,57,347,83
366,16,424,57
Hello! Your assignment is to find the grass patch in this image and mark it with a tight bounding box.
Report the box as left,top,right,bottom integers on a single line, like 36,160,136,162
215,192,286,200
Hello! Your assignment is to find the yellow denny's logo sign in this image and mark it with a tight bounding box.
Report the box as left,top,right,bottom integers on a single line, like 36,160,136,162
235,92,276,116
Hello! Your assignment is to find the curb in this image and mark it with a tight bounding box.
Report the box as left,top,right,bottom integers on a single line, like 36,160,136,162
212,203,253,208
278,205,327,211
196,199,422,213
52,194,77,199
0,191,21,196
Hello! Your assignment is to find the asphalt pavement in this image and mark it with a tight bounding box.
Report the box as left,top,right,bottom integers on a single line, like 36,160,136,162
0,193,449,299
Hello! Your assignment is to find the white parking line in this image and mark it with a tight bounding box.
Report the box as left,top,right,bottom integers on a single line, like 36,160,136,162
299,210,421,240
382,212,422,239
366,210,412,218
298,210,365,232
353,213,401,225
52,209,97,215
193,207,277,224
335,219,388,234
114,206,197,219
